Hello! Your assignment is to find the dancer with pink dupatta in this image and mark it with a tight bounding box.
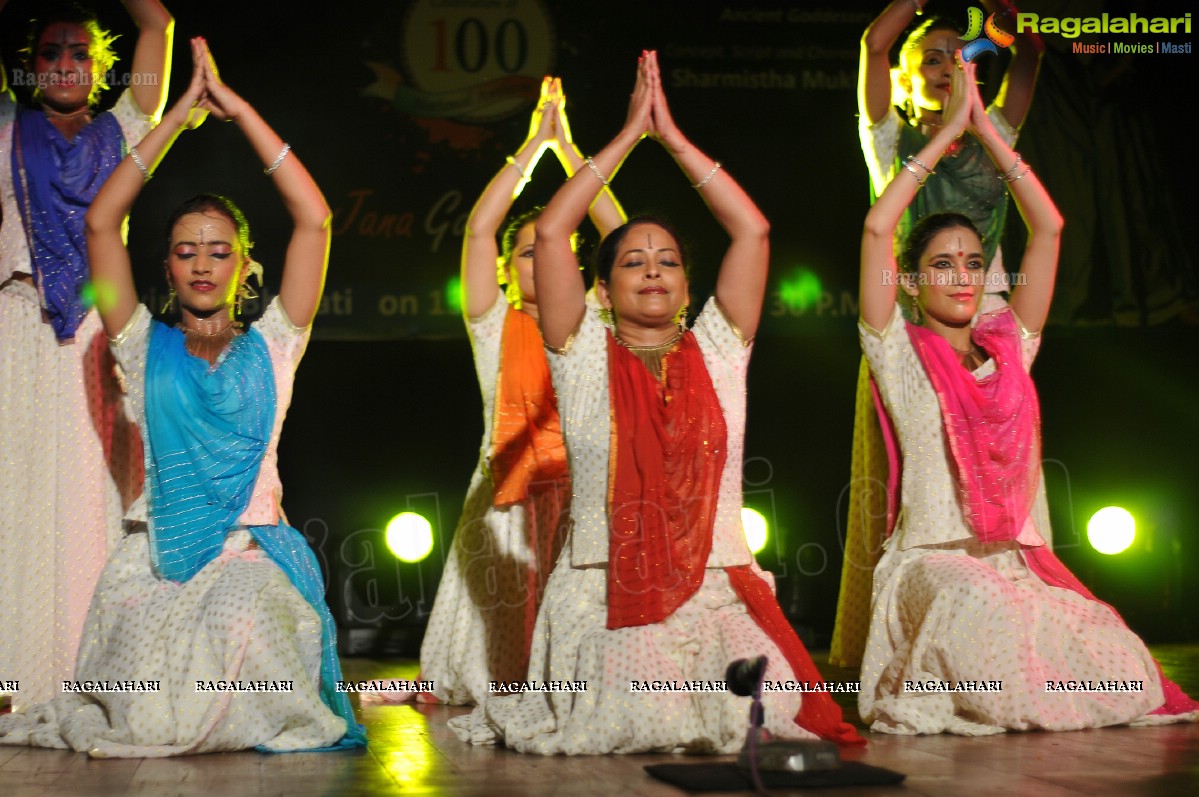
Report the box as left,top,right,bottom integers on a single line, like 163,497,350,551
856,53,1199,735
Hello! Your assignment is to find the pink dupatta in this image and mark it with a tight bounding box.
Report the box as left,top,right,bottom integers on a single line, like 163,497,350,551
906,309,1040,543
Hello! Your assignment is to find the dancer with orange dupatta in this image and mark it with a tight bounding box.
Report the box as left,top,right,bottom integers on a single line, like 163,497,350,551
419,76,625,706
857,53,1198,734
451,51,862,754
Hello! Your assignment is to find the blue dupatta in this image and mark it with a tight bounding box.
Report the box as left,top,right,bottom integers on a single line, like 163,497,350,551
144,322,366,749
12,106,124,342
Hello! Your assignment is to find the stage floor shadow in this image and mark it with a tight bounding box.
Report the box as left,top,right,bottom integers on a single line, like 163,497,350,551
3,645,1197,796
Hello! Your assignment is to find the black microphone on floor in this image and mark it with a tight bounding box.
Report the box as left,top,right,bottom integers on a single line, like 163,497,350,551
726,655,768,697
727,654,841,785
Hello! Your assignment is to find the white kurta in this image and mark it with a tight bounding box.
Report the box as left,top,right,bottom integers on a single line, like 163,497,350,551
450,300,820,754
0,90,152,709
420,293,568,705
857,306,1170,735
0,300,349,756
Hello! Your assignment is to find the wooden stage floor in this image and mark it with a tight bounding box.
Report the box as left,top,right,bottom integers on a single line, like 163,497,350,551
3,645,1197,796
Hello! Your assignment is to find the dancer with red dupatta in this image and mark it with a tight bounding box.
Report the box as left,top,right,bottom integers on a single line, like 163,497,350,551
420,76,625,706
451,51,862,754
857,53,1198,734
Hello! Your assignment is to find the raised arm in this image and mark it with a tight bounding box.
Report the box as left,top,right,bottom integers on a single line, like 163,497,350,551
967,80,1061,332
983,0,1044,130
534,55,652,349
85,38,206,337
461,76,555,319
548,79,627,238
198,42,330,327
122,0,173,118
859,0,922,125
860,54,972,332
645,52,770,339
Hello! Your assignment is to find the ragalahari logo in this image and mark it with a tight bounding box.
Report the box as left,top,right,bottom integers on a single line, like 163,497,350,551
961,7,1016,62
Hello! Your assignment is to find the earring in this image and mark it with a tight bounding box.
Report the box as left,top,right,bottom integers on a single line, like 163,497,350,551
597,306,614,327
160,287,177,314
235,280,259,317
676,305,689,333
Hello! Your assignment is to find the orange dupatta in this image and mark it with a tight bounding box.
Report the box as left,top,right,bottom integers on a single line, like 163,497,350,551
490,307,569,506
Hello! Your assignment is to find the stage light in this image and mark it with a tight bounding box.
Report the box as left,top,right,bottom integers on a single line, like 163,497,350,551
444,275,463,314
79,278,117,312
385,512,434,563
742,507,769,554
778,267,823,313
1087,506,1135,555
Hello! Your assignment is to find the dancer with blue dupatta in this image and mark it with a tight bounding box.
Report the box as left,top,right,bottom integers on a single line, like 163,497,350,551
0,38,365,756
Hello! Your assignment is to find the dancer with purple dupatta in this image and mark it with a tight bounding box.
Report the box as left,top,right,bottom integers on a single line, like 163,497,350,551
856,53,1198,734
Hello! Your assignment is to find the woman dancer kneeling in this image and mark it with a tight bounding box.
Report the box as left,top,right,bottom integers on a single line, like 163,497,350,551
452,51,862,754
0,39,365,756
857,53,1198,735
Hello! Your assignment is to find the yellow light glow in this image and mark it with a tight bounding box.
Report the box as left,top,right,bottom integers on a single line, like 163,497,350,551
742,507,769,554
385,512,434,563
1087,506,1136,555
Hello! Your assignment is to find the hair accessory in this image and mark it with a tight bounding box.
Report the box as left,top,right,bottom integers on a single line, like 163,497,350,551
692,161,722,189
585,157,611,186
505,155,529,180
264,143,291,176
129,147,151,182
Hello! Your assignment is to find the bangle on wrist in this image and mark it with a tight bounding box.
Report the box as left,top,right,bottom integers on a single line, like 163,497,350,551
128,147,151,182
505,155,529,180
584,157,611,186
691,161,722,189
264,143,290,176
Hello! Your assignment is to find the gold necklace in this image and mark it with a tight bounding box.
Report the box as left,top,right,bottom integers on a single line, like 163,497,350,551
179,321,239,363
615,332,682,380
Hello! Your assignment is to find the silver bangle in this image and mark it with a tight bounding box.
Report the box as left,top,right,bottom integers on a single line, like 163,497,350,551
584,157,611,186
505,155,528,180
692,161,722,189
905,155,935,176
128,146,150,182
901,159,926,187
264,143,291,176
998,154,1023,181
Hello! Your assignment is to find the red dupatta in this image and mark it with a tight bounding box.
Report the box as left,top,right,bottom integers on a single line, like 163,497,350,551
606,330,865,744
491,307,569,506
606,331,725,630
